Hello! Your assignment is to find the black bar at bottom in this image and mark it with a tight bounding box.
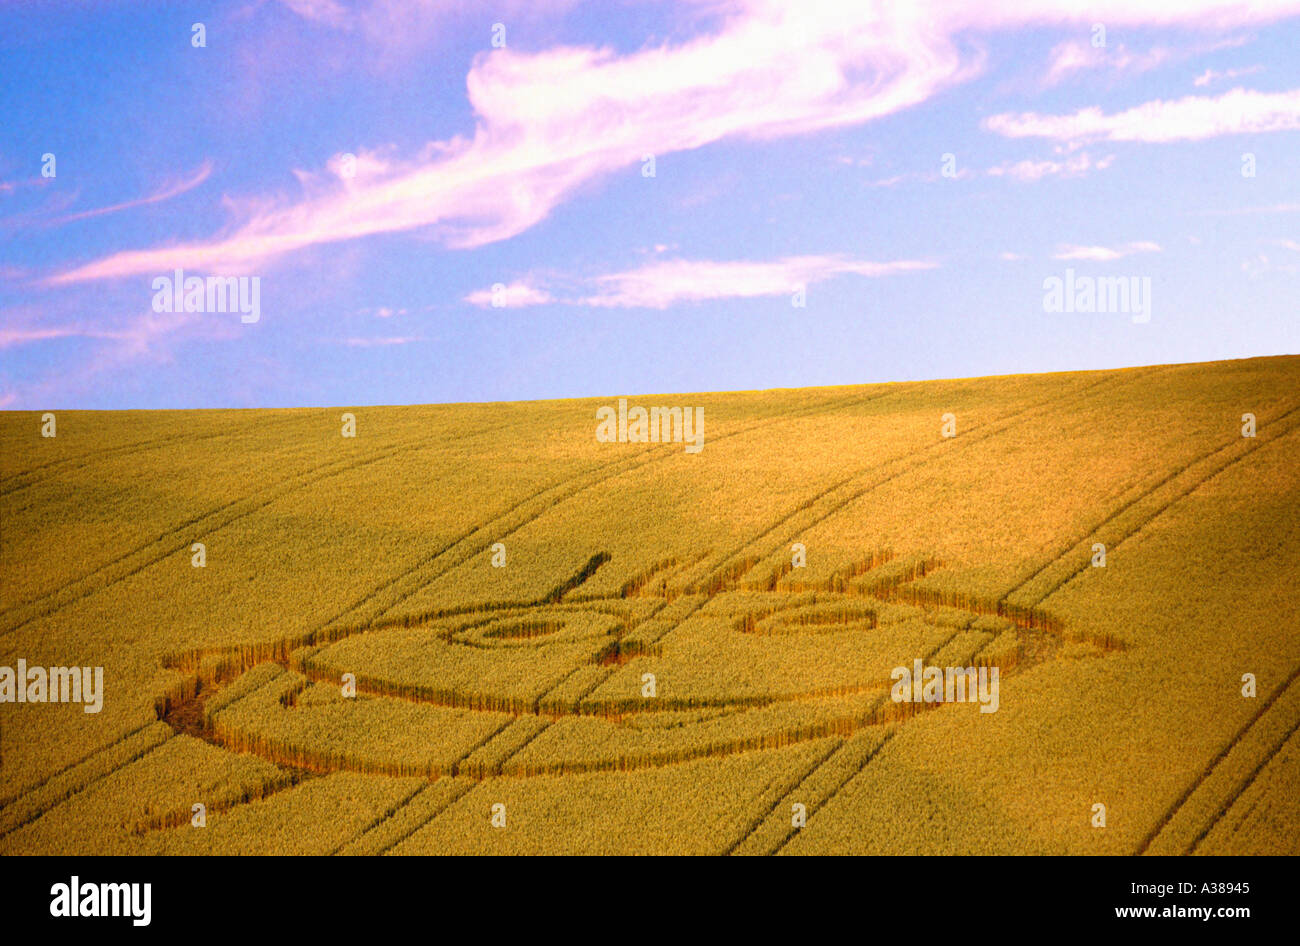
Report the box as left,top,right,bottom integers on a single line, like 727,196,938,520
3,855,1283,934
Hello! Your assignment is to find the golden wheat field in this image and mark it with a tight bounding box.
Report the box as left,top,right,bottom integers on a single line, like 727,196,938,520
1,355,1297,855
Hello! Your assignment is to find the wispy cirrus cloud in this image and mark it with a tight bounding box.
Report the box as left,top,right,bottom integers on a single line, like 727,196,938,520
0,308,201,352
467,254,936,310
50,4,976,285
582,255,936,308
867,167,975,187
0,309,202,408
1053,241,1161,261
277,0,581,37
277,0,351,28
0,325,85,349
986,87,1300,143
874,149,1113,186
340,335,424,347
987,151,1115,181
8,0,1300,411
0,188,76,234
354,304,408,318
42,1,1300,289
270,0,586,75
1041,32,1254,88
0,173,54,197
1,178,31,196
1043,40,1175,86
53,160,214,225
1194,64,1263,86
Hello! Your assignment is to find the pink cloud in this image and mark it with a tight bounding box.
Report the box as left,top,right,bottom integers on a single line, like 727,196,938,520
277,0,351,28
276,0,582,45
0,325,84,349
53,160,214,225
48,1,1300,284
945,0,1300,30
0,188,78,235
341,335,424,347
0,310,200,353
0,309,202,408
0,175,52,197
41,4,977,284
1044,40,1174,86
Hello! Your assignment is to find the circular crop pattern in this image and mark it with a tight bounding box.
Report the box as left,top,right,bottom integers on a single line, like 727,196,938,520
157,554,1101,783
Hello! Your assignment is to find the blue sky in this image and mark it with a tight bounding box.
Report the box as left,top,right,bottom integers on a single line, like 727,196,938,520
2,0,1298,409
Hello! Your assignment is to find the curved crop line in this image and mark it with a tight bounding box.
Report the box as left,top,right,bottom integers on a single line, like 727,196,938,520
0,730,175,843
0,410,309,499
0,423,475,636
723,737,845,856
329,391,882,635
726,624,975,855
1033,403,1300,610
5,374,1180,833
484,720,554,778
372,781,477,856
134,370,1127,794
1189,713,1300,854
131,770,303,835
328,781,430,857
696,368,1143,596
250,618,974,780
768,730,898,856
0,407,545,630
309,393,884,670
0,719,156,811
1137,661,1300,856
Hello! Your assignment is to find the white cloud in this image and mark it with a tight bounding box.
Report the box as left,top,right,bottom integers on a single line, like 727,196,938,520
1241,252,1298,276
1053,241,1162,261
464,281,554,308
467,254,936,310
987,151,1114,180
1194,65,1263,86
986,87,1300,143
582,255,935,308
